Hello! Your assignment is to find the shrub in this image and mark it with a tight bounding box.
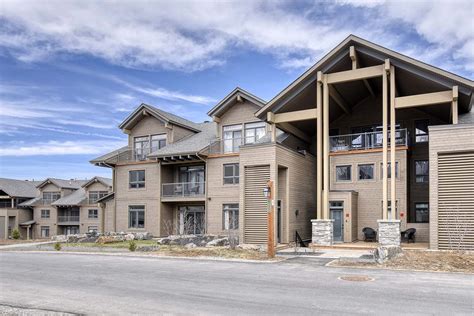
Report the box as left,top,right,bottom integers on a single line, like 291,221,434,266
11,229,20,240
128,240,137,252
54,242,62,251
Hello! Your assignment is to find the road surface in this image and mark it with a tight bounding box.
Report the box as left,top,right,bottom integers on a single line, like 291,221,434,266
0,252,472,315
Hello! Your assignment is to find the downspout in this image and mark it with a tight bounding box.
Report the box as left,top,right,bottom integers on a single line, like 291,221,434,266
196,151,208,234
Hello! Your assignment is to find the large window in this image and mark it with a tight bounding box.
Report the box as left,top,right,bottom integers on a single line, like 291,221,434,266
223,124,242,153
179,206,205,235
128,205,145,228
415,160,429,183
41,226,50,238
244,122,266,144
415,203,429,223
41,209,50,219
88,191,109,203
88,209,98,219
336,165,352,182
42,192,60,203
129,170,145,189
358,164,374,180
381,162,399,179
151,134,167,152
223,164,239,184
134,136,149,160
415,120,429,143
223,204,239,230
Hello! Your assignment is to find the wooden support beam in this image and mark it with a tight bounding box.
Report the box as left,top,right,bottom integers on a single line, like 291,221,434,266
329,85,351,114
452,86,459,124
323,74,329,220
390,66,396,220
327,64,384,84
277,122,311,143
236,94,244,103
212,115,221,123
271,108,318,124
316,72,323,220
394,90,452,109
349,46,358,69
382,61,388,220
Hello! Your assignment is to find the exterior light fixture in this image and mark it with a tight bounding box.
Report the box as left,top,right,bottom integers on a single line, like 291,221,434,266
263,186,271,198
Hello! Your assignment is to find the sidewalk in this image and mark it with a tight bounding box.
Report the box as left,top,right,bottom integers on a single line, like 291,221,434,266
0,241,54,250
277,246,373,259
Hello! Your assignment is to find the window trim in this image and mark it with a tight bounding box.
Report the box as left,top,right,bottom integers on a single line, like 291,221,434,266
357,163,375,181
244,121,266,144
128,205,145,229
222,203,239,230
414,202,429,223
88,209,99,219
223,163,240,185
129,170,146,189
41,209,50,219
335,165,352,182
40,226,50,238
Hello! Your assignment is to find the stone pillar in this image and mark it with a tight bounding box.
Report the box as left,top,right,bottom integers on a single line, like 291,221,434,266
311,219,334,246
377,220,401,246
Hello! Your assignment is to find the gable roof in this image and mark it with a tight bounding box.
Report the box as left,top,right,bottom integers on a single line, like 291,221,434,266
51,188,86,206
0,178,40,198
207,87,266,118
256,34,474,118
119,103,202,132
82,176,112,189
36,178,87,190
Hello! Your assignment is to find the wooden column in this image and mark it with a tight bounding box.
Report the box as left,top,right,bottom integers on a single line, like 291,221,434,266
267,180,275,258
323,74,330,220
390,65,396,220
317,72,323,220
382,60,389,220
452,86,458,124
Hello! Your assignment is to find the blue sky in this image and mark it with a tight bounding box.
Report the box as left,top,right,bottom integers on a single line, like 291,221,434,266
0,0,473,180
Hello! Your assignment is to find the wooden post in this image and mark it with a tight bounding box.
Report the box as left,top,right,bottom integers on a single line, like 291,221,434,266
323,74,329,220
317,72,323,220
27,225,30,240
267,180,275,258
382,60,389,220
452,86,458,124
390,65,396,220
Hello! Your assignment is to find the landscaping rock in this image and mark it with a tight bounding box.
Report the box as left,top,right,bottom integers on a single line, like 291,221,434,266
125,233,135,241
96,235,125,244
374,245,402,264
206,237,229,247
237,244,264,251
137,246,160,252
51,235,68,242
185,243,197,249
78,236,99,243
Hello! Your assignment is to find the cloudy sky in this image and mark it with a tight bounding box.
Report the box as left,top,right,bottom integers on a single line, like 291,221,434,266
0,0,473,180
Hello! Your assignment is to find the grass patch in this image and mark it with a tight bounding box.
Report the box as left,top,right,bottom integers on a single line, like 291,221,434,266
62,240,157,248
154,246,270,260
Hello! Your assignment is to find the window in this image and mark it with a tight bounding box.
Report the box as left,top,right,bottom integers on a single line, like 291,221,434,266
415,160,429,183
88,226,98,233
88,209,98,219
223,124,242,153
41,226,50,238
134,136,149,160
415,203,429,223
223,204,239,230
151,134,167,152
41,209,50,219
179,206,205,235
415,120,429,143
223,164,239,184
129,170,145,189
336,165,352,182
244,122,266,144
88,191,108,203
128,205,145,228
42,192,60,203
358,164,374,180
381,162,399,179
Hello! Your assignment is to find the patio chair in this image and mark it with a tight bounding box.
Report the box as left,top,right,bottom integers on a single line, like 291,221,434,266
401,228,416,243
362,227,377,242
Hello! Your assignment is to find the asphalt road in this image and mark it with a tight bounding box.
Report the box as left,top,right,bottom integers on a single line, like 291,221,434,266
0,252,473,315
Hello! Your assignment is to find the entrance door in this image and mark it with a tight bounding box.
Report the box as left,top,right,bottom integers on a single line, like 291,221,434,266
330,201,344,242
179,206,205,235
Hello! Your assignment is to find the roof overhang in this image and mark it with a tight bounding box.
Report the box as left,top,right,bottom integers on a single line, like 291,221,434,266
81,177,112,189
207,87,266,118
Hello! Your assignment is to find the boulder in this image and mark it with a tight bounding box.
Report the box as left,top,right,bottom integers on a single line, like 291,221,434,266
237,244,263,251
125,233,135,241
96,235,124,244
206,237,229,247
373,246,402,264
185,243,197,249
51,235,68,242
137,246,160,252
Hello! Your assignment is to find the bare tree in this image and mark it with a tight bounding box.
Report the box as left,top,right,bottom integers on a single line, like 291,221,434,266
447,205,469,251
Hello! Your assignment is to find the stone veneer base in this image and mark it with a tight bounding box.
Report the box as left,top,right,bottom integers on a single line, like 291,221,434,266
377,220,401,247
311,219,335,246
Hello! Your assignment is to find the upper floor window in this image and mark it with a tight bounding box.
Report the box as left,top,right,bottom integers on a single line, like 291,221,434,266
88,191,109,203
358,164,374,180
223,164,239,184
151,134,166,152
129,170,145,189
41,209,50,219
415,160,429,183
415,202,429,223
381,162,399,179
134,136,149,160
88,209,99,219
42,192,60,203
244,122,266,144
223,124,242,153
223,204,239,230
336,165,352,182
415,120,429,143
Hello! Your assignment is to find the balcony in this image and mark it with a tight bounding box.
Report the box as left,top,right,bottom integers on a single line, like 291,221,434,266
208,136,270,155
57,215,80,224
108,147,157,164
40,199,58,205
161,182,206,201
330,129,408,153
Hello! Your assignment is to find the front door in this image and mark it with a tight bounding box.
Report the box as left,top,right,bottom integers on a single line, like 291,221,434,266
179,206,205,235
330,201,344,242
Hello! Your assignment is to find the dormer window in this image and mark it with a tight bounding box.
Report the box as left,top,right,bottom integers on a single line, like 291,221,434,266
134,134,166,160
223,124,242,153
42,191,60,204
151,134,167,152
244,122,266,144
89,191,109,204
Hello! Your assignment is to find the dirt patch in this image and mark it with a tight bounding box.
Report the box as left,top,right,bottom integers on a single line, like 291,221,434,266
0,239,46,246
333,250,474,273
151,246,271,260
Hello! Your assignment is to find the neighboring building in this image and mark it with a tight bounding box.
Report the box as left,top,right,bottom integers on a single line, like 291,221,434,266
0,178,40,239
92,35,473,250
19,177,112,238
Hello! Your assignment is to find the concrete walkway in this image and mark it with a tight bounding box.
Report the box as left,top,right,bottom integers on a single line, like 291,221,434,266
0,241,54,250
277,246,373,259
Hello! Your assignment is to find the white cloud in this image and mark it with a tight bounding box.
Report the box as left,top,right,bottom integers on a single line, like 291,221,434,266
0,140,126,156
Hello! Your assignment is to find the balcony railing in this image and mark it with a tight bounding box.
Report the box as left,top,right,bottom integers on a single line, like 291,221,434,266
108,146,160,164
40,199,59,205
162,182,205,198
330,129,408,152
208,136,270,155
58,215,80,223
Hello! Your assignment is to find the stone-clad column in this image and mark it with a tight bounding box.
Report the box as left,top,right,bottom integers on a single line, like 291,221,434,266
377,220,401,246
311,219,334,246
